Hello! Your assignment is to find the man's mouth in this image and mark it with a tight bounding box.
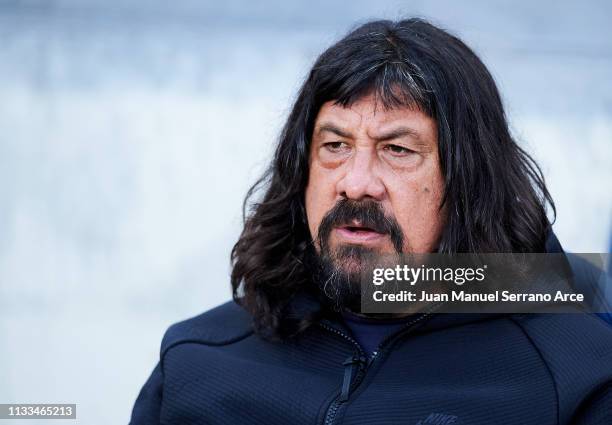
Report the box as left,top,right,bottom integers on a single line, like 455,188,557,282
334,221,386,244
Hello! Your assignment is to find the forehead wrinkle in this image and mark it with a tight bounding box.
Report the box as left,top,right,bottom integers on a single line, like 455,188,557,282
366,109,435,147
317,101,370,136
317,96,434,148
366,124,422,143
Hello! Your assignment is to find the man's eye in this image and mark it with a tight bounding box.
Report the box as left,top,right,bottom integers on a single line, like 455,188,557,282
323,142,347,152
384,144,414,156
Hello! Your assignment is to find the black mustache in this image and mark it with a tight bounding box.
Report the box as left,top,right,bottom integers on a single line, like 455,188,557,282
317,198,404,253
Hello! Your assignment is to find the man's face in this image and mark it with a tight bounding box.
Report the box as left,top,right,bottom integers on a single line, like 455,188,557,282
305,93,446,285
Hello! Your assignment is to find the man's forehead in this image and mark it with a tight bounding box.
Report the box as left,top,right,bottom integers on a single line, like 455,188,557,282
314,97,435,141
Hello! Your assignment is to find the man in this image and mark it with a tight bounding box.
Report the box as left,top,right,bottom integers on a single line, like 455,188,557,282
130,19,612,424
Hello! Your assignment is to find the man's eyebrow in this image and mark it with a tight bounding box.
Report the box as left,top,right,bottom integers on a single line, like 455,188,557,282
315,123,354,139
371,126,424,143
315,123,430,148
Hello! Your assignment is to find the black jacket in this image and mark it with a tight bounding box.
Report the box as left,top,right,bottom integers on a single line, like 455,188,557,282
130,296,612,424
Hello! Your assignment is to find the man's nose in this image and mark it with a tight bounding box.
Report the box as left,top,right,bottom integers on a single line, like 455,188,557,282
336,149,385,201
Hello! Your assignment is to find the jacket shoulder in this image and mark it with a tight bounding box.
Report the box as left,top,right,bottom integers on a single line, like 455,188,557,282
510,312,612,362
510,312,612,422
161,300,254,357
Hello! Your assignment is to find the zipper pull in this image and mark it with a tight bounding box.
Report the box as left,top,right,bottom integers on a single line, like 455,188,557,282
340,355,366,402
367,351,378,366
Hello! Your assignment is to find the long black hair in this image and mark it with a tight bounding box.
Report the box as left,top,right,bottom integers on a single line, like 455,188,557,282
231,18,555,338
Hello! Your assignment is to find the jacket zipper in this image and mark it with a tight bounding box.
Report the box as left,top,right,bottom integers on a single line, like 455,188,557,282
318,322,365,425
319,312,434,425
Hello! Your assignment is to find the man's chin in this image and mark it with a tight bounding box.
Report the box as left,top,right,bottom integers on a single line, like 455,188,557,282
311,245,363,309
332,254,362,275
331,243,372,268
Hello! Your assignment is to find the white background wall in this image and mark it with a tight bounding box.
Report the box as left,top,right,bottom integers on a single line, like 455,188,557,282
0,1,611,424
